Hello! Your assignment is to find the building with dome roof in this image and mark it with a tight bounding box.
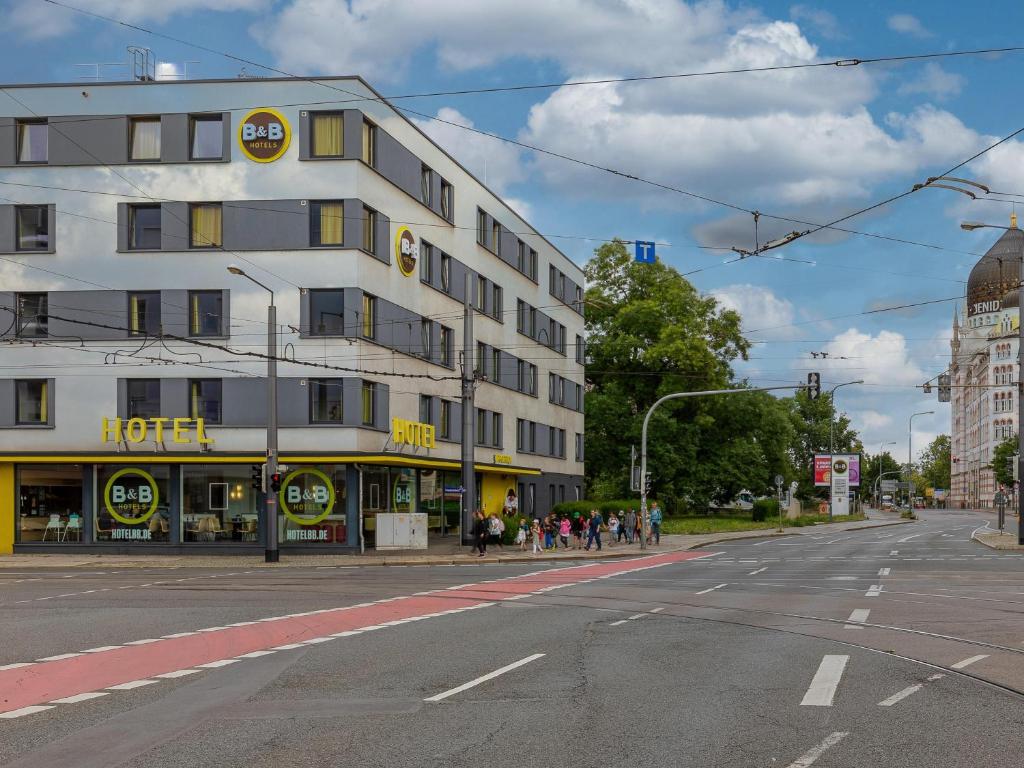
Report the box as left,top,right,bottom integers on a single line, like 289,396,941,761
950,215,1023,507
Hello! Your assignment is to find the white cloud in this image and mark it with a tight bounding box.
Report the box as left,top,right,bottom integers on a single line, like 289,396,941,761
9,0,267,40
816,328,925,386
854,410,893,431
789,5,842,40
711,283,798,338
410,108,526,194
887,13,932,38
897,63,965,101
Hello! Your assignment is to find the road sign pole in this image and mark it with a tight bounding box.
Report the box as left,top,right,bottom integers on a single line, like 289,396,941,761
776,475,784,532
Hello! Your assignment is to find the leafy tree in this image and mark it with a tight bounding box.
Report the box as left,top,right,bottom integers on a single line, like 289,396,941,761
862,451,903,498
990,437,1017,488
582,240,793,511
918,434,951,491
784,391,861,500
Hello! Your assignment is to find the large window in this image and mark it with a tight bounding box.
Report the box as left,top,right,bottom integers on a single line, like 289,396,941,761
491,285,502,321
189,115,223,160
420,241,432,282
189,290,223,336
440,254,451,293
310,378,343,423
440,326,452,366
16,292,47,338
16,379,47,425
129,205,161,250
16,120,47,164
476,275,487,312
16,465,83,544
421,319,432,358
440,180,453,221
126,379,160,419
361,293,376,339
279,465,348,545
440,400,452,439
189,379,222,423
361,119,376,166
310,201,343,246
129,117,161,161
16,205,48,251
491,221,501,255
189,203,222,248
477,209,486,245
421,165,433,206
182,465,258,544
128,291,161,336
361,381,376,425
95,464,171,543
492,412,502,448
362,206,377,252
309,289,345,335
476,408,486,444
312,112,344,158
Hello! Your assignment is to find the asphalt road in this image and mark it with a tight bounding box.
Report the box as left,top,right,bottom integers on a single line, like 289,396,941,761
2,508,1023,767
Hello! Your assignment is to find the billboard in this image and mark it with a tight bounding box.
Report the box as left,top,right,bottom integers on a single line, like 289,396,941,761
814,455,832,486
816,454,860,487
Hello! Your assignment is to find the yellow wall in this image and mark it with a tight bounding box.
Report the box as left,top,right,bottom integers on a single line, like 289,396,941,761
0,464,13,555
480,473,518,518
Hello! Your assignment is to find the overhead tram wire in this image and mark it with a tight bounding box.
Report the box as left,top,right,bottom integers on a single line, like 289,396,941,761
30,0,1019,263
742,294,966,335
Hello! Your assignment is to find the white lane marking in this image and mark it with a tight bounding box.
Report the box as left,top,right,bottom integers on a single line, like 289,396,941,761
878,684,923,707
844,609,870,629
800,655,849,706
696,583,728,595
197,659,240,669
609,620,629,627
0,705,55,719
425,653,545,702
897,534,923,543
0,662,35,671
82,646,123,653
650,607,665,613
627,613,646,620
161,632,197,639
828,576,858,581
36,653,82,662
155,669,202,679
890,550,899,555
951,654,989,670
106,679,159,690
865,585,882,597
50,692,110,704
784,732,849,768
123,639,161,646
878,568,891,576
749,567,767,575
927,674,946,681
236,650,276,658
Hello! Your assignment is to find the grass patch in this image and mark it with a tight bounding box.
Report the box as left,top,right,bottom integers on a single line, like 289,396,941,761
661,512,866,535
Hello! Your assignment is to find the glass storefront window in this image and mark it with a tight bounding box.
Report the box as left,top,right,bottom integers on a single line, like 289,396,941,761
392,468,415,514
278,465,347,545
182,465,258,544
419,469,460,535
95,465,171,543
360,466,388,547
16,465,84,543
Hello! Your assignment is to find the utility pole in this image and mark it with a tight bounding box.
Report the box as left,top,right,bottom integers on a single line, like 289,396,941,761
461,273,476,546
907,411,933,513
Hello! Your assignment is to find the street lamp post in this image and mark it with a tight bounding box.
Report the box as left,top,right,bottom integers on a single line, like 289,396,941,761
962,218,1023,541
827,380,864,516
227,266,279,563
876,441,897,507
907,411,934,511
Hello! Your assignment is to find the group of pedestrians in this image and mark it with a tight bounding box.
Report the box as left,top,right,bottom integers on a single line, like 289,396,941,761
503,503,663,555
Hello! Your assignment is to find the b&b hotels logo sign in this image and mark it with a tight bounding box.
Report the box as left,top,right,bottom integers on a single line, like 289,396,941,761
238,108,291,163
395,226,417,277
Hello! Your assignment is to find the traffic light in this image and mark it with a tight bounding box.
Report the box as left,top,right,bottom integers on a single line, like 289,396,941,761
250,464,266,492
644,472,653,494
269,472,283,493
938,373,951,403
807,372,821,400
923,382,932,394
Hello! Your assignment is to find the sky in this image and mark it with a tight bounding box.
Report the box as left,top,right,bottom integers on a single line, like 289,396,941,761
4,0,1024,466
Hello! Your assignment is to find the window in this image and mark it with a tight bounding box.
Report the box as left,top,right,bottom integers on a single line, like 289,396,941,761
189,290,223,336
575,285,583,311
476,341,487,377
576,433,584,462
129,117,161,161
529,421,536,452
15,205,48,251
476,408,486,444
529,249,538,280
16,465,83,544
312,112,344,158
310,379,343,423
361,119,376,166
15,380,47,424
126,379,160,419
492,348,501,385
189,203,222,248
549,373,556,402
517,419,526,450
16,120,47,164
362,206,377,252
420,241,432,282
440,326,452,367
361,381,375,425
419,395,432,425
557,323,567,354
549,265,557,294
129,205,161,250
517,241,526,273
576,383,583,411
576,334,585,365
309,289,344,336
517,300,527,334
492,412,502,448
549,429,557,456
189,115,223,160
190,379,222,423
421,165,433,206
559,273,566,298
441,254,451,293
491,285,502,321
15,293,46,337
361,293,376,339
310,201,343,246
477,209,487,245
526,363,536,395
128,291,161,336
491,220,501,255
421,319,432,358
559,429,566,458
477,275,487,312
440,180,453,220
440,400,451,439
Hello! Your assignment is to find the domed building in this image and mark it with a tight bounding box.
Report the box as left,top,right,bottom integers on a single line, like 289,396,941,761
950,215,1024,507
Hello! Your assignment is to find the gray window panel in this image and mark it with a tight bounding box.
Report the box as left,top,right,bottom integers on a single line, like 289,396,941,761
0,206,13,253
374,127,422,202
159,202,190,251
0,379,13,426
158,113,188,163
374,209,390,264
47,290,127,340
48,115,128,166
158,289,189,337
0,118,15,166
223,200,309,251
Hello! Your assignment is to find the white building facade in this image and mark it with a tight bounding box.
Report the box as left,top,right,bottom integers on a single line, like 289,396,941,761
0,76,585,553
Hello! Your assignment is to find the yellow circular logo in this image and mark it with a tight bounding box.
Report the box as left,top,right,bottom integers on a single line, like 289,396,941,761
279,468,336,526
104,468,160,525
395,226,417,277
238,108,291,163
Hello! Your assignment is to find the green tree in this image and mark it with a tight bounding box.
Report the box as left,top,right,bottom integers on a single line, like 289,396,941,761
990,437,1017,488
918,434,951,491
784,391,861,500
863,451,902,498
582,240,793,511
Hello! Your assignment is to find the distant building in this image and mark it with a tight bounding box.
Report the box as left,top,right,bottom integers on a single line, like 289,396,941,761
950,215,1022,508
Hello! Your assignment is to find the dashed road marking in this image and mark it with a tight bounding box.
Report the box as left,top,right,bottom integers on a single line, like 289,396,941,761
800,655,849,706
424,653,545,702
844,609,870,629
749,567,767,575
878,568,891,576
696,583,728,595
865,585,882,597
106,680,158,691
951,654,988,670
0,705,54,719
784,732,849,768
50,692,109,704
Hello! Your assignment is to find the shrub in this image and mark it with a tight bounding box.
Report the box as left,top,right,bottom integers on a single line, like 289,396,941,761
751,498,779,522
551,499,658,519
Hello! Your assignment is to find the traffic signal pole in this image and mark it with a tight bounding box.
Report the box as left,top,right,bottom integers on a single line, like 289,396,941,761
639,382,813,550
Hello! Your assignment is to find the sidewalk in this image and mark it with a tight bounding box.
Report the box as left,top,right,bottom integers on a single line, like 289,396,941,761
0,512,911,570
973,529,1024,551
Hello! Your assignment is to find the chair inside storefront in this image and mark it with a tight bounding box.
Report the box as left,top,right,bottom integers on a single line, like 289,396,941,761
196,516,223,541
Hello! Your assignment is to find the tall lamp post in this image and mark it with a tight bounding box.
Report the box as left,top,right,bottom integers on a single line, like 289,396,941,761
227,265,279,563
908,411,934,510
827,380,864,516
876,440,897,507
962,219,1023,541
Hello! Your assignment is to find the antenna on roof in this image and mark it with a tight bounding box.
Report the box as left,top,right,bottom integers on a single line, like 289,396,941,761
128,46,155,81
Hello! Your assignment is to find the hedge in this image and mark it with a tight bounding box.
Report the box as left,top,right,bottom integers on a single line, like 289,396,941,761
751,498,779,522
550,499,659,518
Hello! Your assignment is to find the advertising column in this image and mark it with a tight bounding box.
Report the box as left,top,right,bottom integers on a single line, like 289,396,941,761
830,457,851,516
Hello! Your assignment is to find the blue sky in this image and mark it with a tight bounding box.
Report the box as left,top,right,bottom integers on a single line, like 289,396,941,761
5,0,1024,464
